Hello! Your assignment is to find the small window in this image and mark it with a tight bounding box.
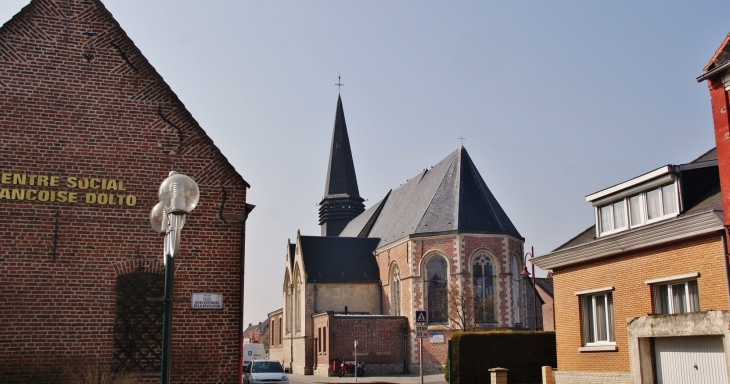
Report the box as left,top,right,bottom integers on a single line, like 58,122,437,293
580,292,615,345
629,194,644,226
599,201,627,234
323,327,327,352
653,280,699,314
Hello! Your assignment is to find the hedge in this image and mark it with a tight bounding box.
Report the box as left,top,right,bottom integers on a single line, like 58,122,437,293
447,331,556,384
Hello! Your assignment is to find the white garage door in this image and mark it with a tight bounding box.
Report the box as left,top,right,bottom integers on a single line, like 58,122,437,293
655,336,729,384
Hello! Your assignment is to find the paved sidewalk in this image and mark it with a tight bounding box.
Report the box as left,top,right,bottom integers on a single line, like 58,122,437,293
287,373,448,384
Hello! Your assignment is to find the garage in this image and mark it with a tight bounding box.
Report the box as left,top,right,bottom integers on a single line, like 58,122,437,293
655,336,729,384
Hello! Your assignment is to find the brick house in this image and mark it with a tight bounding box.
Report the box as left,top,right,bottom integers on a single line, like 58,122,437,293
282,95,537,376
533,148,727,384
0,0,251,382
535,277,555,332
268,308,284,363
243,320,269,344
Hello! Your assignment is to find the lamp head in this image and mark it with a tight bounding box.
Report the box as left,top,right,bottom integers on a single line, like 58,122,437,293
149,202,167,233
520,266,531,276
159,171,199,214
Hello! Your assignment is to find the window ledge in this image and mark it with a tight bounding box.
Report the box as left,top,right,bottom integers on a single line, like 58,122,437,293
579,345,617,352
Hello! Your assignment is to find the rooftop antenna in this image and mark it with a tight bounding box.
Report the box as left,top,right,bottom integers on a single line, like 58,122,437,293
335,72,344,94
458,135,466,146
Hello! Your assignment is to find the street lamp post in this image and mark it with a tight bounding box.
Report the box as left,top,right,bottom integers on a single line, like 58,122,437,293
150,171,200,384
520,246,538,332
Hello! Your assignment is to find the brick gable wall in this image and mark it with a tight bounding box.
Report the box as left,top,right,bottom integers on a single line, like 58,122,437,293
0,0,248,382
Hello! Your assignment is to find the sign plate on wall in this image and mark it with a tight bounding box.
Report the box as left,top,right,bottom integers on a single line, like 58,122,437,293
416,324,428,338
429,333,444,343
191,293,222,309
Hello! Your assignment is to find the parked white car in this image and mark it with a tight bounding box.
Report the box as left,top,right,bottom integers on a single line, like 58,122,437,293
243,360,288,384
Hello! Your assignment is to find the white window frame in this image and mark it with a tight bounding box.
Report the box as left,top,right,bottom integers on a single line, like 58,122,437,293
598,200,628,235
596,182,679,237
644,184,678,225
575,287,615,350
646,274,700,315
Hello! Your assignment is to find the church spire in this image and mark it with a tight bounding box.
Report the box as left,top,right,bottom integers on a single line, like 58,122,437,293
319,95,365,236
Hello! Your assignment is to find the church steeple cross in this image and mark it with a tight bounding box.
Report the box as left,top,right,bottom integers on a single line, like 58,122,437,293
335,74,344,93
458,135,466,145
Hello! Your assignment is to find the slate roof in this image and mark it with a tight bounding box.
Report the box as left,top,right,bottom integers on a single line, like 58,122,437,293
534,278,554,298
340,146,522,248
692,147,717,163
553,149,720,252
322,95,362,200
243,319,269,339
299,236,380,283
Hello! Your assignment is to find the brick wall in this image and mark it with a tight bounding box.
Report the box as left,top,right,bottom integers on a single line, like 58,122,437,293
536,284,555,331
707,74,730,225
328,314,408,375
268,311,283,351
0,0,248,382
552,234,726,373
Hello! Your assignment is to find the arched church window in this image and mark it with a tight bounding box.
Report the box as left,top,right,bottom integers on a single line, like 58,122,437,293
294,270,302,334
390,264,401,316
512,255,523,325
424,255,448,323
473,253,495,323
284,272,291,334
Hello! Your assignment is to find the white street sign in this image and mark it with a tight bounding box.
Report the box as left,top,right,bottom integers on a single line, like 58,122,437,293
416,324,428,338
191,293,222,309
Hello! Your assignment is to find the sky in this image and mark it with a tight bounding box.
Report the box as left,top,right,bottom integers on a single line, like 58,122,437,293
1,0,728,327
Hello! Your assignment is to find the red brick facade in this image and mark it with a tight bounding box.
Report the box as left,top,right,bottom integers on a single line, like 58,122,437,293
707,74,730,225
378,234,528,372
0,0,249,382
313,312,408,376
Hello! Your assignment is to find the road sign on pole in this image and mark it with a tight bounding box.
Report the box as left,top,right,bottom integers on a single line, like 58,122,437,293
415,324,428,338
414,311,428,384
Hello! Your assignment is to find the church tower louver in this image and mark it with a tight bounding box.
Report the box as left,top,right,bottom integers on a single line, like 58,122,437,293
318,95,365,236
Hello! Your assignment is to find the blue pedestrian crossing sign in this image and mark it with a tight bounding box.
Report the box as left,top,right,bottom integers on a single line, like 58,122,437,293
415,310,428,323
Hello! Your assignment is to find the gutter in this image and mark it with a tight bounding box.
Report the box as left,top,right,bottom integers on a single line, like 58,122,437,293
238,203,255,384
533,210,724,270
696,60,730,82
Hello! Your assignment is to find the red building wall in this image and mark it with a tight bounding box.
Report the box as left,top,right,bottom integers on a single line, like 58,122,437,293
707,76,730,225
0,0,249,382
324,313,409,375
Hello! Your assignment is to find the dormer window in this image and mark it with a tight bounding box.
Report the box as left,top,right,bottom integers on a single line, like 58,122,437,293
598,183,679,236
599,201,627,234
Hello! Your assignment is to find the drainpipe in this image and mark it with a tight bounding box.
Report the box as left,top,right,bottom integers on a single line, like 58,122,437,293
239,204,254,384
720,226,730,304
289,283,294,373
